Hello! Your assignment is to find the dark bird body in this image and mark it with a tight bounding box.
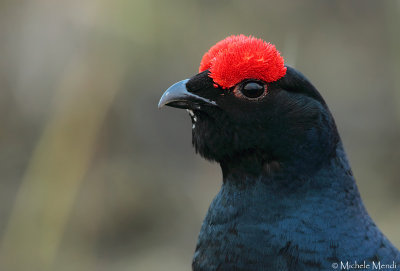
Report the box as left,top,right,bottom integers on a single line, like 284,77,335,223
193,143,399,270
158,35,400,270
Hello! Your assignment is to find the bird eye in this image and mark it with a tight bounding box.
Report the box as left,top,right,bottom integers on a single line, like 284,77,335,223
240,82,265,99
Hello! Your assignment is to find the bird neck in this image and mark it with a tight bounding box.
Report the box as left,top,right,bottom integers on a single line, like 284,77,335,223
220,132,341,183
220,142,359,199
216,142,370,228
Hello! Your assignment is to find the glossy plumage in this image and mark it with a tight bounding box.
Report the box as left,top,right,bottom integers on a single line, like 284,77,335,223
159,35,400,271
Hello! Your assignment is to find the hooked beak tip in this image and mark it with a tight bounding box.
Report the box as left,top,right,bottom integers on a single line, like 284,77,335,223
158,79,189,109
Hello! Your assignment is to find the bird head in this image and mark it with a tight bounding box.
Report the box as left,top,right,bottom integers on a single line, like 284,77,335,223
159,35,339,178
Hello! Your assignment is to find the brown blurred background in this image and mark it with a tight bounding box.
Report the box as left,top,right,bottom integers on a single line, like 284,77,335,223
0,0,399,270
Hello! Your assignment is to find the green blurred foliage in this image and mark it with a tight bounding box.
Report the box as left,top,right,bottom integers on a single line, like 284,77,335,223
0,0,399,270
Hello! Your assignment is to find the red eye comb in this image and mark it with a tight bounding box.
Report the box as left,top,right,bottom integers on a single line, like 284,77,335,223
199,35,287,89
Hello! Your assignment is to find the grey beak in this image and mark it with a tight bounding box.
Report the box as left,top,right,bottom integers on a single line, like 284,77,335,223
158,79,216,109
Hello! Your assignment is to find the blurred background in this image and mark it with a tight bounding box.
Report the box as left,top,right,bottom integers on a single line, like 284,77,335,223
0,0,399,270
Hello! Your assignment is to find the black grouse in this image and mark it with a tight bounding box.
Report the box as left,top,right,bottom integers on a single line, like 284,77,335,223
158,35,400,271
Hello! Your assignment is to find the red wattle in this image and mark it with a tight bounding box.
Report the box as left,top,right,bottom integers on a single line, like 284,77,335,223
199,35,287,89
